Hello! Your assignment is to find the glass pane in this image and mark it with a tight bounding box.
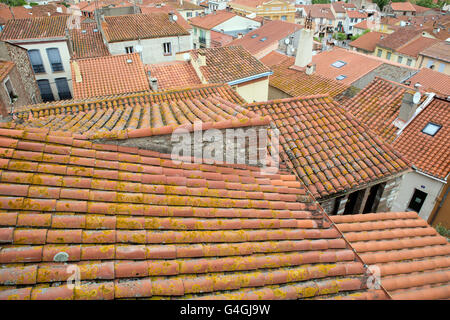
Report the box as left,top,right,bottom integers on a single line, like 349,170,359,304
55,78,72,100
46,48,63,72
37,80,54,102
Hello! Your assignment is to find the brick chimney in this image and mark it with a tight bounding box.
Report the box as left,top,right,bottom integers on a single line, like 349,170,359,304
398,91,419,122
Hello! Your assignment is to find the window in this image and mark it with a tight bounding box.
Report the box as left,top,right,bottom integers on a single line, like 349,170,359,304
281,15,287,20
55,77,72,100
28,49,45,73
336,75,347,80
4,78,16,104
406,58,412,66
186,11,192,18
397,56,403,64
407,189,427,213
193,27,197,35
377,49,382,57
426,59,435,68
438,63,445,73
163,42,172,55
260,37,267,42
331,60,346,68
125,46,134,54
386,52,392,60
46,48,64,72
37,79,54,102
251,34,258,39
422,122,442,136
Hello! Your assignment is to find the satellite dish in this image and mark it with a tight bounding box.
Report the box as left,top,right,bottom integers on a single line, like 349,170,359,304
172,14,178,21
135,45,143,53
284,38,290,45
413,91,421,104
183,52,190,61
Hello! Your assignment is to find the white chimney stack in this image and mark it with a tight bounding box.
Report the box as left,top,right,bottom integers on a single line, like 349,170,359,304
295,13,314,68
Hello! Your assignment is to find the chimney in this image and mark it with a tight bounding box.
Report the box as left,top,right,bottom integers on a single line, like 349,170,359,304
197,52,206,66
294,13,313,68
237,33,243,39
148,71,158,91
305,63,316,75
72,61,82,83
398,91,419,122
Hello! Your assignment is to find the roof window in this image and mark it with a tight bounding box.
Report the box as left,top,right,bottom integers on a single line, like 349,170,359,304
331,60,347,68
251,34,258,38
260,37,267,42
336,75,347,80
422,122,441,136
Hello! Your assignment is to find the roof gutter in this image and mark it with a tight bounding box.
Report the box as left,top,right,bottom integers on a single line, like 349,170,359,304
227,71,273,86
413,166,448,184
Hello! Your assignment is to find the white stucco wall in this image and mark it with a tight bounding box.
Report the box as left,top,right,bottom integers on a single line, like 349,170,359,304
235,77,269,103
107,35,192,64
212,16,261,33
19,40,72,101
391,170,446,221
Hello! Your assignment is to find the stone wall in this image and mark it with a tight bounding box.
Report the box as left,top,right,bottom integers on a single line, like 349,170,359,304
95,125,277,168
0,65,34,117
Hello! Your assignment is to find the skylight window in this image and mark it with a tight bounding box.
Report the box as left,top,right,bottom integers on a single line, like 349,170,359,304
260,37,267,42
336,75,347,80
331,60,347,68
251,34,258,38
422,122,442,136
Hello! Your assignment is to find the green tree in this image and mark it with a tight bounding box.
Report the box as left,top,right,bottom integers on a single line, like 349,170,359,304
0,0,27,6
372,0,389,10
333,32,347,41
416,0,442,8
350,29,370,41
312,0,331,4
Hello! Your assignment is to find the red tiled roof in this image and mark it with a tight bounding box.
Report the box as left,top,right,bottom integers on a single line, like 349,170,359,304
227,20,302,57
71,53,150,100
346,11,367,19
396,36,440,58
349,31,384,53
188,10,236,29
101,13,190,43
0,60,14,82
146,60,201,90
306,5,335,20
344,77,416,143
309,48,384,86
10,84,250,139
377,27,423,51
0,127,374,300
229,0,267,8
331,211,450,300
419,41,450,63
0,15,69,41
412,4,434,13
393,97,450,180
390,1,416,12
210,30,234,47
260,51,349,99
407,68,450,96
189,46,272,84
353,20,368,30
247,95,410,199
69,22,111,59
139,4,192,31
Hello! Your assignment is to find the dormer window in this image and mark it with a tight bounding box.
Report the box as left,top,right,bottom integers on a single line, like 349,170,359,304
422,122,441,136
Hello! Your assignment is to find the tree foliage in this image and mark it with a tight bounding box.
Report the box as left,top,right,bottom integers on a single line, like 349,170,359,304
0,0,27,6
312,0,331,4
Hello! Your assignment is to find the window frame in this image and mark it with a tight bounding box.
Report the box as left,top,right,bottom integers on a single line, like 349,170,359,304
37,79,54,102
163,42,172,56
28,49,46,74
55,77,72,100
3,76,16,104
125,46,134,54
46,48,64,72
422,122,442,136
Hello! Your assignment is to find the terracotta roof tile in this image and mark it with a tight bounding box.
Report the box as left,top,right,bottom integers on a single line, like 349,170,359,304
392,97,450,180
210,30,234,47
188,10,236,29
390,1,417,12
69,22,111,59
189,46,272,84
146,61,201,90
406,68,450,96
419,41,450,63
349,31,384,53
260,51,349,98
331,211,450,300
8,84,259,140
139,4,192,31
396,36,440,58
101,13,189,43
344,77,417,143
228,20,302,57
71,53,150,99
247,95,410,199
0,15,69,41
377,27,423,51
0,127,370,299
